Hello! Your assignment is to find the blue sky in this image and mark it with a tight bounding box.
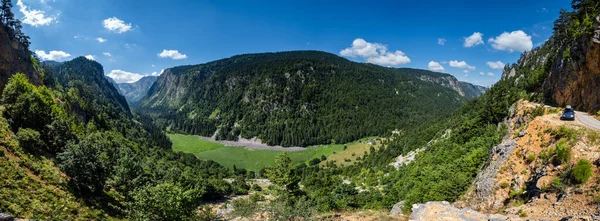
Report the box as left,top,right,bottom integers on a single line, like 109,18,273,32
17,0,570,86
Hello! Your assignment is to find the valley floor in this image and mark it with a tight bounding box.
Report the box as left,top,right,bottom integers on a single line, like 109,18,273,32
169,133,381,171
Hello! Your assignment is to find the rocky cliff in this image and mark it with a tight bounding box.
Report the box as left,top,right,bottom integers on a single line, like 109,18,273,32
0,25,41,93
501,10,600,113
116,75,157,104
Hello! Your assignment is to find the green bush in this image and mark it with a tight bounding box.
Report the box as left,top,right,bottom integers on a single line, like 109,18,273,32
554,139,571,165
16,128,43,153
127,183,203,221
531,106,545,117
526,153,536,163
571,159,593,184
231,197,257,218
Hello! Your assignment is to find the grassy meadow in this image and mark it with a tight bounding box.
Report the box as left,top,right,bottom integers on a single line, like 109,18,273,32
168,133,347,171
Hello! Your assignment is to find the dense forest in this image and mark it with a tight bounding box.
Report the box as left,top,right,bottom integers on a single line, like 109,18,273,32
140,51,484,147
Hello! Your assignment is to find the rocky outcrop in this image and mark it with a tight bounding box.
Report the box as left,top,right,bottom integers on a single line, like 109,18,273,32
0,211,14,221
543,38,600,112
390,201,405,216
0,25,41,93
410,201,517,221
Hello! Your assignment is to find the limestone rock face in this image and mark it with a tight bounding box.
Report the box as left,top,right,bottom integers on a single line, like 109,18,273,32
0,25,41,93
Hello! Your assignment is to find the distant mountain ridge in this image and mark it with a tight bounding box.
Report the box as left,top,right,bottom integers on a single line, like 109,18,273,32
139,50,485,147
112,76,158,104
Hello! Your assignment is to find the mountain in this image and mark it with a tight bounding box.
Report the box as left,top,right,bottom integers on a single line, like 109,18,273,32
140,50,484,147
397,68,487,99
116,75,157,103
0,13,236,219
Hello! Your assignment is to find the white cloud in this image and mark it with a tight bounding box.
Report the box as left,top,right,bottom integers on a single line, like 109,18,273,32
35,50,71,61
103,52,112,57
150,69,164,76
449,60,476,70
16,0,57,27
437,38,446,46
486,61,505,69
464,32,484,47
158,49,188,60
107,70,143,83
73,35,80,39
96,37,107,43
84,55,95,60
428,61,445,71
339,38,410,66
488,30,533,52
479,72,485,75
151,64,155,67
103,17,132,33
487,72,495,76
463,70,469,73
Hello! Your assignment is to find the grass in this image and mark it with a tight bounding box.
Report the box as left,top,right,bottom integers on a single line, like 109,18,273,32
195,145,344,172
168,133,225,155
322,137,381,166
168,133,345,171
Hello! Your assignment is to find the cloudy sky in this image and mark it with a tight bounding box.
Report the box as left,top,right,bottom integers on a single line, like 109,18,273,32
17,0,569,85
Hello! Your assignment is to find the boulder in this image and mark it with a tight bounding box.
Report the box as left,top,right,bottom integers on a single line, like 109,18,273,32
390,201,405,216
0,212,14,221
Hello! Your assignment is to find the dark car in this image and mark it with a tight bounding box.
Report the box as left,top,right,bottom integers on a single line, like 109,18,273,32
560,105,575,121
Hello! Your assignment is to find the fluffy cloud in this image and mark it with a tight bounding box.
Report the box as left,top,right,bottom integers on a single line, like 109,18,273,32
16,0,57,27
463,70,469,73
96,37,107,43
486,61,505,69
84,55,95,60
449,60,476,70
464,32,484,47
103,52,112,57
35,50,71,61
107,70,143,83
488,30,533,52
487,72,495,76
339,38,410,66
437,38,446,46
158,49,188,60
480,72,485,75
103,17,132,33
428,61,445,71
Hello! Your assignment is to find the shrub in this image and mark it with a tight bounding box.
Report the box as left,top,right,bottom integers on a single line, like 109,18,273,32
554,139,571,165
531,106,545,117
550,177,566,194
526,153,535,163
571,159,593,184
16,128,43,153
251,183,262,192
196,205,221,221
231,198,256,218
500,182,509,189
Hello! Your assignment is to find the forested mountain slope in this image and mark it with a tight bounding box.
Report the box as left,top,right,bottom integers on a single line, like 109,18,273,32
294,0,600,215
0,6,243,219
116,75,157,103
140,51,485,147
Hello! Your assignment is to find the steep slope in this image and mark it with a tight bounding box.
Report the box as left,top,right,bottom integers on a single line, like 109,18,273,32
397,68,487,99
0,23,41,93
116,75,157,103
141,50,482,147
